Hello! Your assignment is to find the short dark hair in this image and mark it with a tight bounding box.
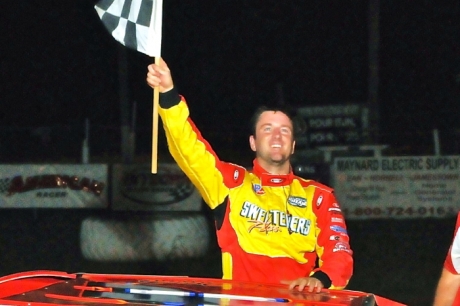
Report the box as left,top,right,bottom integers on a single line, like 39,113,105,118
249,105,300,139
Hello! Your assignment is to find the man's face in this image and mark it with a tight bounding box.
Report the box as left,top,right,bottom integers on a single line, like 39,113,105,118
249,110,295,166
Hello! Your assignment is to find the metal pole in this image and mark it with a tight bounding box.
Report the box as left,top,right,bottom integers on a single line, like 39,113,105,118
368,0,380,143
117,45,131,163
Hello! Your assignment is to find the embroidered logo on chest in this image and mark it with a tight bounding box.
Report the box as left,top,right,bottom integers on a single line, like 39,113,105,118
252,183,265,195
287,196,307,208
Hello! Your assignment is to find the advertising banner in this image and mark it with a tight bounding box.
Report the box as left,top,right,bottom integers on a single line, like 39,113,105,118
0,164,108,208
111,163,203,211
332,156,460,219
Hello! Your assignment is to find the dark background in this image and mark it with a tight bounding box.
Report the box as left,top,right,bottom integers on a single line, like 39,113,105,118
1,1,460,305
1,1,459,160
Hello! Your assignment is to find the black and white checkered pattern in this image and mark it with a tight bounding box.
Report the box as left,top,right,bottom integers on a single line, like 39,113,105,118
0,178,12,195
169,182,194,203
95,0,162,57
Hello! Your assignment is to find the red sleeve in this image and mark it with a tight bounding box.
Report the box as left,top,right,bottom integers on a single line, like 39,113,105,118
312,184,353,289
444,212,460,274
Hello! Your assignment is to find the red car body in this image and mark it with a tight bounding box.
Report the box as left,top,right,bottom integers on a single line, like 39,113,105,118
0,270,405,306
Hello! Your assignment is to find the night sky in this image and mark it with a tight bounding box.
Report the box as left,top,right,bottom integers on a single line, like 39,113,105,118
2,1,459,159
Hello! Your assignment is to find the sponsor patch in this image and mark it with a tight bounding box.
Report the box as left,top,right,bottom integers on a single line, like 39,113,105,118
252,183,265,195
233,170,239,181
316,195,323,207
330,225,347,234
287,196,307,208
270,178,285,184
333,242,352,254
329,235,346,241
331,217,344,223
328,207,342,213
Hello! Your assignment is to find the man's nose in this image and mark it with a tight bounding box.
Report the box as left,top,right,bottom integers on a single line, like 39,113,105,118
272,128,281,138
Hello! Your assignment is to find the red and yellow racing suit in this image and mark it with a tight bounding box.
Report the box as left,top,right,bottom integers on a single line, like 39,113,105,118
158,89,353,289
443,212,460,304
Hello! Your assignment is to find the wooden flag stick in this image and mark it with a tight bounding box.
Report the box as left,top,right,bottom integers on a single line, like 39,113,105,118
151,56,160,173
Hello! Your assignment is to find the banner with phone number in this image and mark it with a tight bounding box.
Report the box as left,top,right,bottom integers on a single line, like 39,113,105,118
332,156,460,219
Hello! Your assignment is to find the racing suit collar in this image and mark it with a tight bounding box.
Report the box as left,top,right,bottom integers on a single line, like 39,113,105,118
252,159,294,186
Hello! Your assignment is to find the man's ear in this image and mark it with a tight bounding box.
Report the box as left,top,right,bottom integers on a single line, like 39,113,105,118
249,135,256,152
291,140,296,154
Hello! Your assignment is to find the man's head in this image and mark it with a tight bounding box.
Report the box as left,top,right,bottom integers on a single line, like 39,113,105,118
249,106,296,173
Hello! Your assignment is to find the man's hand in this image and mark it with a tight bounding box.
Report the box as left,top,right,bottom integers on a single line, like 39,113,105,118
281,277,324,293
146,58,174,93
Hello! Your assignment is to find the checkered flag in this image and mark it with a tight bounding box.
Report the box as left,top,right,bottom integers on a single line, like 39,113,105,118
0,178,12,195
95,0,163,57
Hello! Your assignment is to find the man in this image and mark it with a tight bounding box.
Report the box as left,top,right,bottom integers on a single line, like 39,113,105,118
146,58,353,292
433,212,460,305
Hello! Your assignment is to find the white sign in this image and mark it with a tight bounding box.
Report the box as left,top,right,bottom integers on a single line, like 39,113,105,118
0,164,108,208
332,156,460,219
111,163,203,211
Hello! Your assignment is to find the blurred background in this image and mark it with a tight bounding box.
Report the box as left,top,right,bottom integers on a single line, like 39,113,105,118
1,1,459,305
